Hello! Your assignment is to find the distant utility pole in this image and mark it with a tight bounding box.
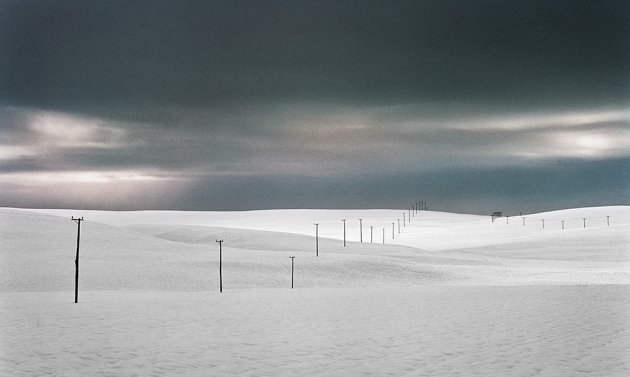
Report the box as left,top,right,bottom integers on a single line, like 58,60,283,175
541,219,545,229
421,200,424,211
403,213,406,227
583,218,586,228
607,216,610,226
289,256,295,289
71,217,84,304
411,206,415,218
562,220,565,230
370,226,373,243
397,218,401,234
314,223,319,257
392,222,395,239
342,219,346,247
359,218,363,243
382,228,385,244
216,239,223,293
506,216,509,224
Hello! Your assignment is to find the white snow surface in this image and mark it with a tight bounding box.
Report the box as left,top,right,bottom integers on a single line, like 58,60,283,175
1,206,629,375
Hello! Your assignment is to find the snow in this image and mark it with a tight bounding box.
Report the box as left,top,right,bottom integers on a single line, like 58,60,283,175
1,206,629,375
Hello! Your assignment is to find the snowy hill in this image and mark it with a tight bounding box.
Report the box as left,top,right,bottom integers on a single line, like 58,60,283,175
1,206,628,291
1,206,629,376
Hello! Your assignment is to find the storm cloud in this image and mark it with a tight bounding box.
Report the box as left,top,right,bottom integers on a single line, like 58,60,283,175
1,0,628,213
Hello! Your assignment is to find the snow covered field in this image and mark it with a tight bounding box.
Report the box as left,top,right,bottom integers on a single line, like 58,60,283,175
1,206,629,375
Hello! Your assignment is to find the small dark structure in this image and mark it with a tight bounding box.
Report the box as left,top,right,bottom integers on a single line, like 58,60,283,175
491,212,503,222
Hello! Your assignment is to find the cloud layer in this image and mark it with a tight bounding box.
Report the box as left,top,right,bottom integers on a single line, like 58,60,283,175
1,1,628,213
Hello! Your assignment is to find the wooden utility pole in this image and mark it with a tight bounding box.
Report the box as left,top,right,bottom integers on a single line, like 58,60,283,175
382,228,385,244
403,213,406,227
314,223,319,257
583,218,586,228
542,219,545,229
397,219,400,234
370,226,373,243
342,219,346,247
216,239,223,292
562,220,565,230
71,217,84,304
289,256,295,289
392,222,395,239
359,218,363,243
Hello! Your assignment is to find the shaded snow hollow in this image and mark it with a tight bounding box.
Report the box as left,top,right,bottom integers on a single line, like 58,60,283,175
1,206,629,376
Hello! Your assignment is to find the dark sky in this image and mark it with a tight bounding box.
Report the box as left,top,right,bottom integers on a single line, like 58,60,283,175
1,0,628,214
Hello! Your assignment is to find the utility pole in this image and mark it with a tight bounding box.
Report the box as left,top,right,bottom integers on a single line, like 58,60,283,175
583,218,586,228
506,216,509,224
314,223,319,257
408,209,411,222
562,220,565,230
359,218,363,243
397,218,401,234
71,217,84,304
216,239,223,293
403,213,406,227
370,226,373,243
392,222,395,239
542,219,545,229
289,256,295,289
382,228,385,244
342,219,346,247
607,216,610,226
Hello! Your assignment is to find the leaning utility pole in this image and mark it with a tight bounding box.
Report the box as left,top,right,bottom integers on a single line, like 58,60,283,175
216,239,223,292
71,217,84,304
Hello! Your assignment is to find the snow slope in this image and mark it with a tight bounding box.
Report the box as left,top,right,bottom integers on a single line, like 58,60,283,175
1,206,629,376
